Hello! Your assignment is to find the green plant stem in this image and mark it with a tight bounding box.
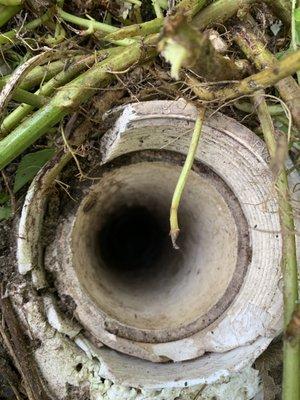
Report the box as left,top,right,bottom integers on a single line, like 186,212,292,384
45,22,66,45
56,8,134,45
192,0,253,29
104,18,163,41
127,0,142,5
253,90,299,400
105,0,208,42
187,49,300,102
234,23,300,130
0,12,50,45
0,0,21,4
0,48,118,137
175,0,208,17
170,107,206,248
234,100,284,115
0,5,21,27
3,87,45,107
0,76,46,107
0,59,69,90
56,8,117,34
0,36,158,170
291,0,300,83
152,0,163,18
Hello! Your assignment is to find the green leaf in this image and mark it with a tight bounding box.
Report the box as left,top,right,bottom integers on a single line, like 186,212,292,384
13,148,55,193
0,205,12,221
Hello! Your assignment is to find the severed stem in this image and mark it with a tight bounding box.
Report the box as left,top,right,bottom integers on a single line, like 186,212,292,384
170,107,206,248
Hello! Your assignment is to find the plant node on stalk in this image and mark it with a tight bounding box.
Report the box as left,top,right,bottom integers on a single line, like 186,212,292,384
158,14,243,81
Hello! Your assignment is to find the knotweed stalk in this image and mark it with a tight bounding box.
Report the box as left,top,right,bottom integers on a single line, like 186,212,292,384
234,23,300,129
0,36,158,170
253,91,299,400
188,49,300,103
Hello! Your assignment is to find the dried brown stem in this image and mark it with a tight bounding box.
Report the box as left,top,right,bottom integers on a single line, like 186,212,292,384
233,23,300,130
187,49,300,103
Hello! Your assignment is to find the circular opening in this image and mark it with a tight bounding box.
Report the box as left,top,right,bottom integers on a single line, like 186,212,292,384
71,153,249,343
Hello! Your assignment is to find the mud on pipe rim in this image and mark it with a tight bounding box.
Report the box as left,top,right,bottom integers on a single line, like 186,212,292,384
15,99,299,397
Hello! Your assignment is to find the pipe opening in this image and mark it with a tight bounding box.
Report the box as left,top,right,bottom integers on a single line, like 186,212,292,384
71,153,249,345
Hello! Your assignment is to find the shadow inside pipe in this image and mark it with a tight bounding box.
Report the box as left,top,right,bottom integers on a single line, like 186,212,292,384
97,205,179,285
98,206,169,279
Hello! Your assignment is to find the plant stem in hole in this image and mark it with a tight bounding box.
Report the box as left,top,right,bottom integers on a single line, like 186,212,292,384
170,107,206,249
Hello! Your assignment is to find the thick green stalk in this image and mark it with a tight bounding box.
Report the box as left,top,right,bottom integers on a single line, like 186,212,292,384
170,107,206,248
0,103,33,136
105,0,207,42
152,0,163,18
4,87,45,107
104,18,163,41
175,0,207,17
291,0,300,83
234,101,284,115
188,49,300,101
0,0,21,4
0,104,63,167
0,36,158,170
0,5,21,27
234,23,300,130
0,12,50,45
0,53,63,113
56,8,134,45
0,59,68,90
56,8,117,34
0,78,46,107
0,48,118,136
253,91,299,400
192,0,253,29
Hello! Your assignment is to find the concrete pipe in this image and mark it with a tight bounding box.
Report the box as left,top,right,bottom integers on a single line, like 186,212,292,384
15,99,299,399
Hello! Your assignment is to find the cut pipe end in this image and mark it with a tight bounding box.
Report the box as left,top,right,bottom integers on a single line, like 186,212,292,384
16,100,299,396
54,150,250,359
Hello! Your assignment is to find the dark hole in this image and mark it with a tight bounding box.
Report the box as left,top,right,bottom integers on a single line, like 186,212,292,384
75,363,83,372
98,206,166,275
